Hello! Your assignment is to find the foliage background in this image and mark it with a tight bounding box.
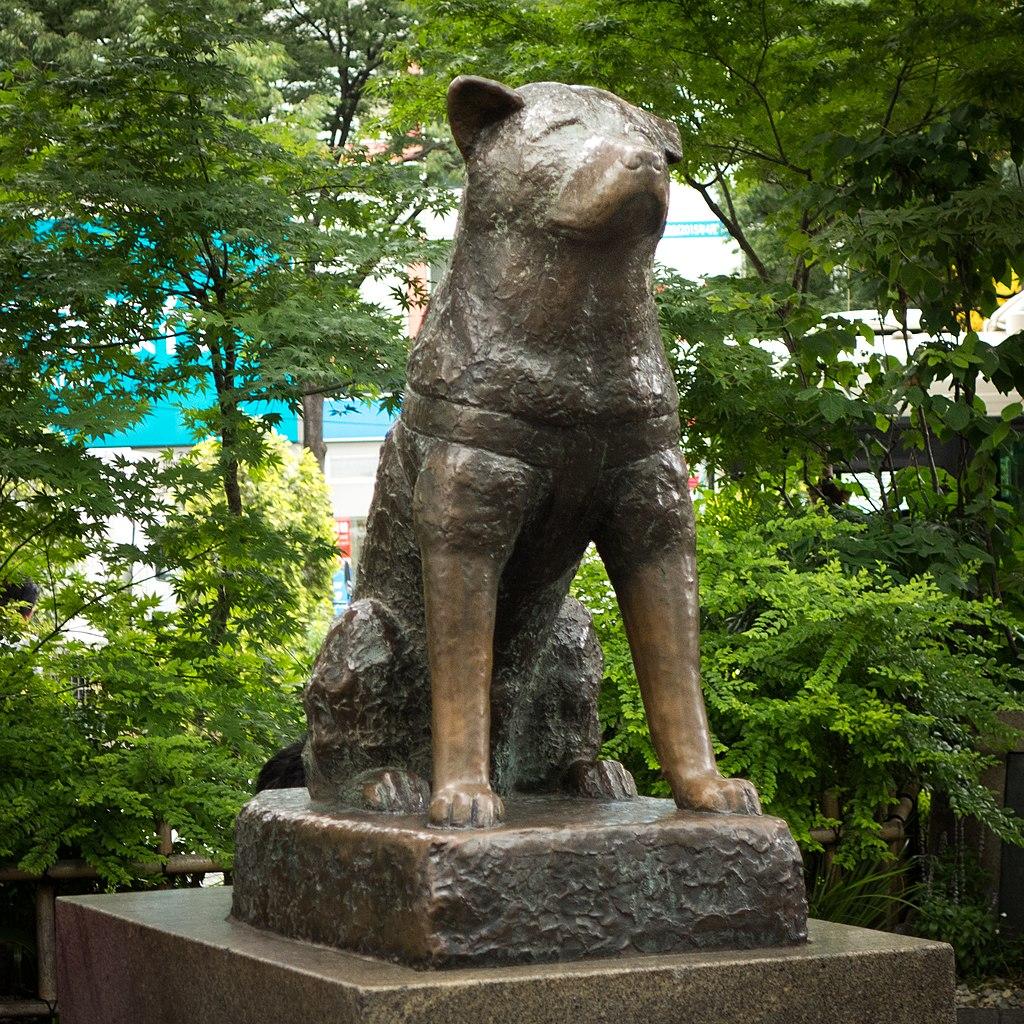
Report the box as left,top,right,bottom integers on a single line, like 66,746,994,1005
574,494,1024,864
0,0,439,887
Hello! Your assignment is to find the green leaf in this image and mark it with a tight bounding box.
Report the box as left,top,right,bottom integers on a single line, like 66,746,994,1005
942,403,972,432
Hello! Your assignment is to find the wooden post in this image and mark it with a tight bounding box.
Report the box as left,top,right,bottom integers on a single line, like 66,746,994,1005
35,881,57,1006
158,821,173,857
157,821,173,890
884,788,918,929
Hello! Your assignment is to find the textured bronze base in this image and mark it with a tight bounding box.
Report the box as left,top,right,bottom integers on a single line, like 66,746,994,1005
231,789,808,968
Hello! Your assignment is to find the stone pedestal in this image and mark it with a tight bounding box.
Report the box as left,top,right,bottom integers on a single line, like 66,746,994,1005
231,789,807,967
56,888,955,1024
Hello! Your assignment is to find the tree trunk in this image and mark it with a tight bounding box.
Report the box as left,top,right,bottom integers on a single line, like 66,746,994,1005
222,451,243,517
302,389,327,471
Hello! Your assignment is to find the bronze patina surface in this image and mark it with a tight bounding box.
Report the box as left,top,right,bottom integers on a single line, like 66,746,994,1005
233,75,810,969
232,789,807,968
301,75,760,828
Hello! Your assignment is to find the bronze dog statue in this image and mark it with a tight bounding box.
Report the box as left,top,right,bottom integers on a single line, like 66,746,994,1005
302,76,761,828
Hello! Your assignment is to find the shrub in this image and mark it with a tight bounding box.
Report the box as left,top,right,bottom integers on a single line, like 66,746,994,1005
0,435,334,885
807,855,920,931
910,848,1024,980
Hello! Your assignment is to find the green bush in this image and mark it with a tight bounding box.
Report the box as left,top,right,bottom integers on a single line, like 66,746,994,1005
910,848,1024,980
574,489,1024,866
0,435,334,885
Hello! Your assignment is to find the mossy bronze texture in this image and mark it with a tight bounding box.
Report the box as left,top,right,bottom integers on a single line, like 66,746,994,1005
302,76,760,828
231,790,807,968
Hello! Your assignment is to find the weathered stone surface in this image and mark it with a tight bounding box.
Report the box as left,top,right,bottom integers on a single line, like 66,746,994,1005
56,887,955,1024
231,788,807,968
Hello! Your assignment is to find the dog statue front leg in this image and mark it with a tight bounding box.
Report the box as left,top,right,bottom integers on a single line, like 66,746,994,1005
610,557,761,816
420,543,505,828
598,448,761,816
412,439,539,828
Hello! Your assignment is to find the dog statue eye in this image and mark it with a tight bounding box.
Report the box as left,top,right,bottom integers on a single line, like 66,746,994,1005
537,118,578,139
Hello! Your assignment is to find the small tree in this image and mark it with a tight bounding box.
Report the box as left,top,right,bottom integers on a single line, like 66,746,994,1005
260,0,454,467
2,0,430,627
0,0,403,879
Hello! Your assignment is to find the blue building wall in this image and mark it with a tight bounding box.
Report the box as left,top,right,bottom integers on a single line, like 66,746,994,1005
88,334,395,447
95,393,395,447
84,331,300,447
322,402,395,441
93,392,300,447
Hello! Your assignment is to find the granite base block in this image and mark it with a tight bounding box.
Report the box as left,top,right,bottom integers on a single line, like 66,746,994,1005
231,788,808,967
56,887,955,1024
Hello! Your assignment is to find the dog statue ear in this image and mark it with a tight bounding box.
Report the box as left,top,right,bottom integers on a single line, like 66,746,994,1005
447,76,525,159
